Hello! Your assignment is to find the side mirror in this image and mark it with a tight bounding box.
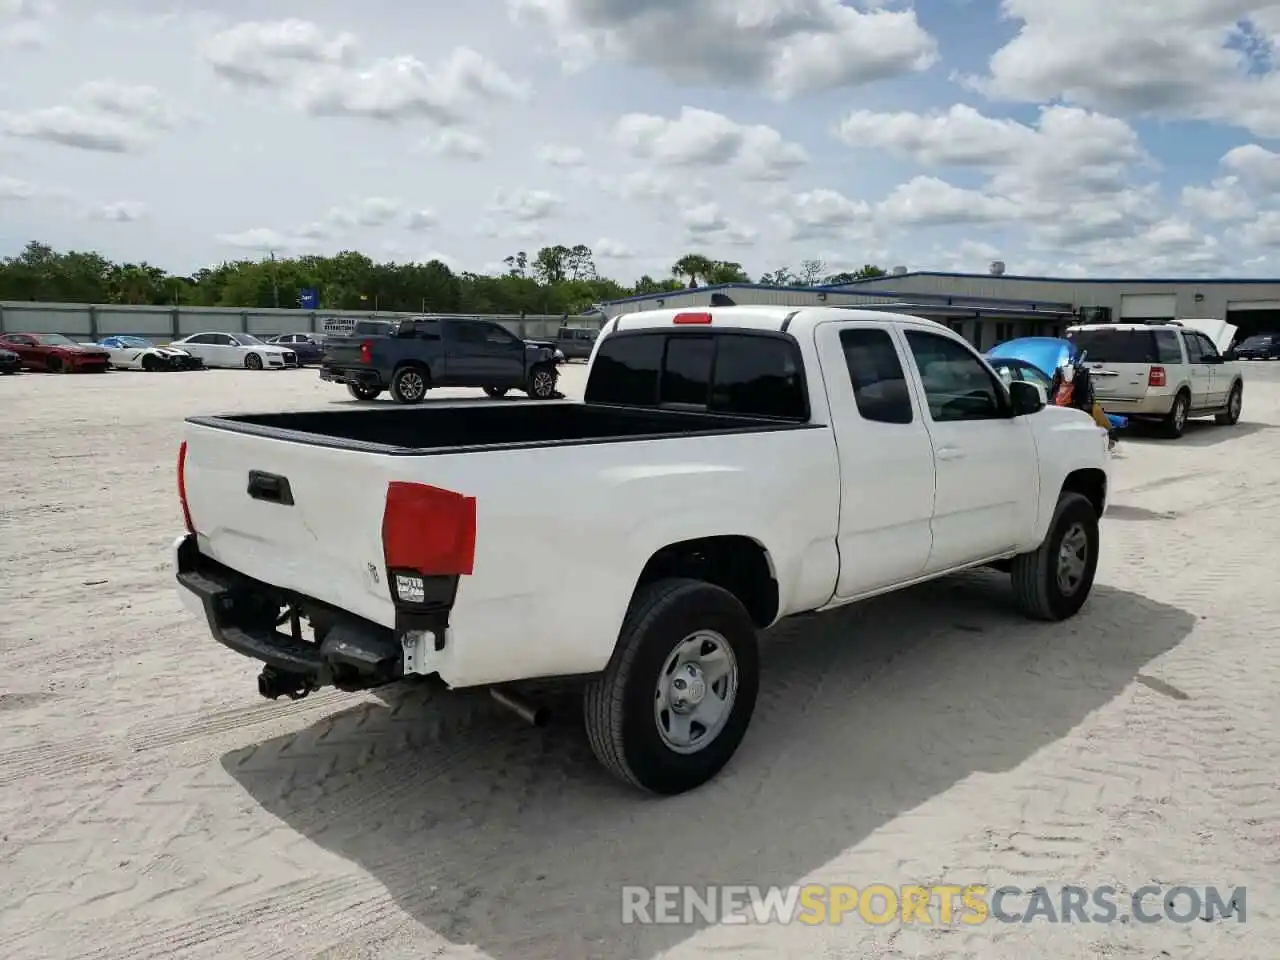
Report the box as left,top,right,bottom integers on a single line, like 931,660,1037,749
1009,379,1046,416
1221,349,1236,361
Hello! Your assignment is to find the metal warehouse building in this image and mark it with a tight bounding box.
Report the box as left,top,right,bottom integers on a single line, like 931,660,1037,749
599,269,1280,351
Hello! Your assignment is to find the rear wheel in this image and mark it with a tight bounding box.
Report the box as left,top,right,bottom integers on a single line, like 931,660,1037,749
1160,390,1189,438
390,365,429,404
483,386,508,398
1010,492,1099,621
583,578,760,795
346,383,382,401
1215,382,1242,425
245,353,263,370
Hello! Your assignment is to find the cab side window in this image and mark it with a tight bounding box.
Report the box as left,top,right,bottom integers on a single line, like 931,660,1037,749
839,328,913,424
1181,333,1205,362
903,330,1007,422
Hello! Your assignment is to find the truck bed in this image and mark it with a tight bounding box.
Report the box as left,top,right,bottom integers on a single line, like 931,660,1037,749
188,401,814,454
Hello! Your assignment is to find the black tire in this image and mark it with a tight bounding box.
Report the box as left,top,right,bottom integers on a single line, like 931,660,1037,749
346,383,383,401
526,363,557,399
1215,381,1242,425
245,352,263,370
141,355,158,372
1010,491,1099,621
483,386,509,399
46,355,63,373
390,365,429,404
1160,390,1189,438
583,578,760,795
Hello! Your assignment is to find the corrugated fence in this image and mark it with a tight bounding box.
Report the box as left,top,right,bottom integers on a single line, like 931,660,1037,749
0,301,602,342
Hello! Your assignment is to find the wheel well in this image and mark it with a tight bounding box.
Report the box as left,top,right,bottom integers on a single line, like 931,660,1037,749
635,535,778,628
393,360,429,377
1061,468,1106,519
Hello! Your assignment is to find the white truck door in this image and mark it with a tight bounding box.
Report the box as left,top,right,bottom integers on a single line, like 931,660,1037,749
814,320,935,599
896,326,1038,572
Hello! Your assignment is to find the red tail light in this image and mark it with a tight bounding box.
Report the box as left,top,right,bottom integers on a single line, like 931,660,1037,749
382,482,477,576
177,441,195,534
672,312,712,324
359,341,372,363
1148,366,1166,387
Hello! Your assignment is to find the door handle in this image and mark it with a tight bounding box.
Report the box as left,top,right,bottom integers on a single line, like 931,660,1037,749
247,470,294,505
936,446,965,461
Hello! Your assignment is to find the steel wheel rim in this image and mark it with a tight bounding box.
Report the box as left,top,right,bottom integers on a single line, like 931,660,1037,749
1056,522,1089,596
400,372,424,398
654,630,738,755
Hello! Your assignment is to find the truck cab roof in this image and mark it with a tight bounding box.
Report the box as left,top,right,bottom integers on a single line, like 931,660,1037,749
609,305,949,337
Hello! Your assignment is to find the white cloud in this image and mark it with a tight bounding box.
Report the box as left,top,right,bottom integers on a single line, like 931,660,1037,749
781,188,874,241
88,200,147,222
489,188,563,221
510,0,937,98
216,228,314,251
417,128,489,160
969,1,1280,138
877,176,1020,227
0,80,182,152
595,237,635,258
614,107,807,181
1221,143,1280,191
0,19,46,47
681,202,757,246
1181,177,1253,222
203,21,526,125
328,197,402,227
404,209,436,230
536,144,585,167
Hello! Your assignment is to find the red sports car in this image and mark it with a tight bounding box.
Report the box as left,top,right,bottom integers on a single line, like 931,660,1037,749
0,333,111,372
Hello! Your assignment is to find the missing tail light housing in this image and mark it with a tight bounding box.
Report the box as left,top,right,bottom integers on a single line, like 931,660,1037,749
1148,366,1166,387
359,340,373,363
177,440,195,534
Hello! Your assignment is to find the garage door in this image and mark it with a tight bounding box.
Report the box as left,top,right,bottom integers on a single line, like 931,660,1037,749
1119,294,1176,320
1226,300,1280,339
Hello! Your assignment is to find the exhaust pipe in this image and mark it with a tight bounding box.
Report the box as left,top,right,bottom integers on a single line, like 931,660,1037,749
490,686,550,727
258,667,311,701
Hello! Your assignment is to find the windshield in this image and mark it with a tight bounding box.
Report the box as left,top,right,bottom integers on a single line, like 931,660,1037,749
1066,328,1158,364
117,336,153,347
235,334,265,345
35,334,77,346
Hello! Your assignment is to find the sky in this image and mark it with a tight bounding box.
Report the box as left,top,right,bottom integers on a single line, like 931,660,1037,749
4,0,1280,283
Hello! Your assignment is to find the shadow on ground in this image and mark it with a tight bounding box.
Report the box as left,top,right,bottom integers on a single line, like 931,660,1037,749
222,572,1195,960
1120,419,1273,448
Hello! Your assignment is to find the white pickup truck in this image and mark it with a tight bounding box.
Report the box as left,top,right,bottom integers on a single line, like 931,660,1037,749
174,306,1110,795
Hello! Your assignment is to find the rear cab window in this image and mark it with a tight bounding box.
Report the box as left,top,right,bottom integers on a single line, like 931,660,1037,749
585,330,808,420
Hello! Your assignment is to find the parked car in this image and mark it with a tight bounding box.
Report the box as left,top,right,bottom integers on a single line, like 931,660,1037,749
96,336,203,371
0,332,110,372
553,325,599,360
320,315,560,402
1065,322,1243,438
173,305,1110,795
267,333,325,365
168,332,298,369
0,346,20,374
1231,333,1280,360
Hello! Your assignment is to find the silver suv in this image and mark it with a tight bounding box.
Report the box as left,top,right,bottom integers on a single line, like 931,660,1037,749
1066,323,1244,439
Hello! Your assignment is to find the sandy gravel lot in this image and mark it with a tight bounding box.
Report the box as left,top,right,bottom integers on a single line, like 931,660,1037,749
1,361,1278,960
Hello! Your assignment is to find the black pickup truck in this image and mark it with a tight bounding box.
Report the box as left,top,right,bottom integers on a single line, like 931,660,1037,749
320,316,561,403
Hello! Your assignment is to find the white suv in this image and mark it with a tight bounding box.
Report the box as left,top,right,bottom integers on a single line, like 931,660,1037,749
1066,323,1244,439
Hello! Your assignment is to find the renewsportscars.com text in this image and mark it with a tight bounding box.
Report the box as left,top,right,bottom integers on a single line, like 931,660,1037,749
621,884,1246,925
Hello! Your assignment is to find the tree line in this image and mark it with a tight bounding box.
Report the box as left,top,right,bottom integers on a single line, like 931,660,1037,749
0,241,886,315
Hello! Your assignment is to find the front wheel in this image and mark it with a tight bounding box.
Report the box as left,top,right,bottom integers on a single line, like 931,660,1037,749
1215,382,1242,425
1010,491,1099,621
526,364,557,399
390,366,429,404
583,578,760,795
347,383,383,401
245,353,263,370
